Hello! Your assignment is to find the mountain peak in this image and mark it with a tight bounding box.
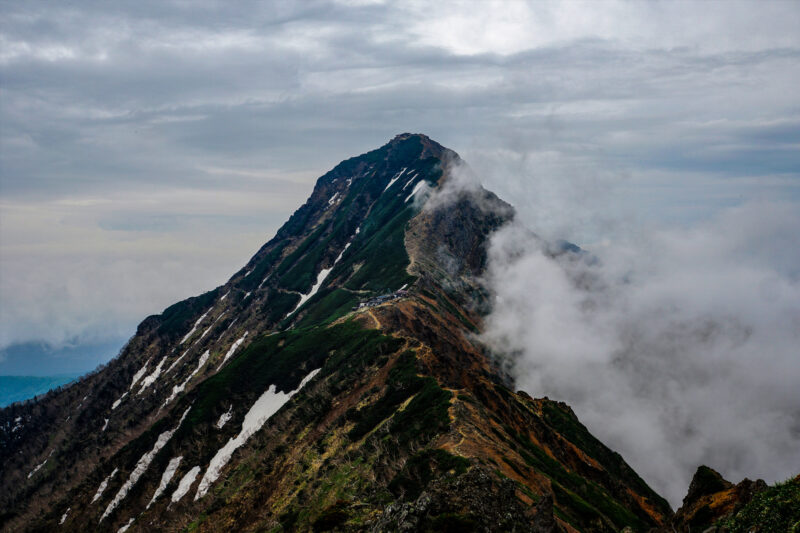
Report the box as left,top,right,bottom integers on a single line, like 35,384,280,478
2,136,677,533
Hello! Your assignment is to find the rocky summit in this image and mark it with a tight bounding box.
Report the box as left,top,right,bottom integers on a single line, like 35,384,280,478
1,134,795,532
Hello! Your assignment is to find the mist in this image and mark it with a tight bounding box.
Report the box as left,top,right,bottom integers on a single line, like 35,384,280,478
478,197,800,507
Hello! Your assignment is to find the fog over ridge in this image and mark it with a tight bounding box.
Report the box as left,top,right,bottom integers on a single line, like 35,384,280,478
476,197,800,507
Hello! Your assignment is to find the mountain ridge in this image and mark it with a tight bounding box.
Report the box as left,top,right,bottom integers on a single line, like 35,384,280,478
1,134,791,532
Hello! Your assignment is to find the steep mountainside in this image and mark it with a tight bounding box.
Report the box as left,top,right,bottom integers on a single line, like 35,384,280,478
4,133,783,532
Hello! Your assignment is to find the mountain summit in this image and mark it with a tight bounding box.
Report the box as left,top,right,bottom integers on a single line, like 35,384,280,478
1,135,784,532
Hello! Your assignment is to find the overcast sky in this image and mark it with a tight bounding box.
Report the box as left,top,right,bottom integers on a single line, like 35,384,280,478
1,1,798,374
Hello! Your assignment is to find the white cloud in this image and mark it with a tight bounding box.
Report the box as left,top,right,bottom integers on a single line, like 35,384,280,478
481,201,800,506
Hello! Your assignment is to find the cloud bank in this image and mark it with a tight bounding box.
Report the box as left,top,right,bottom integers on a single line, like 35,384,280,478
1,1,798,374
480,201,800,507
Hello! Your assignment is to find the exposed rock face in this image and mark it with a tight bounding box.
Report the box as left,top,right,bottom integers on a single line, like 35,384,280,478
671,466,767,532
531,493,560,533
371,467,537,532
6,133,793,532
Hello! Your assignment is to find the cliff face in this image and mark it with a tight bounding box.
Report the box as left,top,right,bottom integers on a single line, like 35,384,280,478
668,466,769,532
4,134,679,532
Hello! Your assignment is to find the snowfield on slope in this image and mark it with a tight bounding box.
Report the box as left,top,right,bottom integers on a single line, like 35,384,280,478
146,456,182,508
383,167,407,192
92,468,118,503
171,466,201,503
219,332,249,367
180,308,211,344
165,349,189,375
100,407,190,522
285,234,356,319
194,368,321,499
164,350,211,406
116,518,134,532
405,179,427,202
137,356,167,394
27,449,53,479
128,360,150,390
216,405,233,429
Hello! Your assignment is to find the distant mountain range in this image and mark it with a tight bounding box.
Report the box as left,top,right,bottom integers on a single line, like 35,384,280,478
0,376,79,408
1,134,796,532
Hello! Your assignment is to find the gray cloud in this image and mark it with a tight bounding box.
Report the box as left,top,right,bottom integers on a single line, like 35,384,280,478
1,0,799,382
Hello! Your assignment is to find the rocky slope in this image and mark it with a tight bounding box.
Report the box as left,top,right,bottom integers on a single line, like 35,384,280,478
1,134,793,532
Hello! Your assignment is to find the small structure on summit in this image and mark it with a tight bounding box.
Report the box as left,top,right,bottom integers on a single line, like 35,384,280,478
354,289,409,310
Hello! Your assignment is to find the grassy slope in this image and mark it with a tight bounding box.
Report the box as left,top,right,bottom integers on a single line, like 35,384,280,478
722,476,800,532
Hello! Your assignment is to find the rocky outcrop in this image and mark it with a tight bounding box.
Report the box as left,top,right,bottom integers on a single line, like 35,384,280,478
671,466,767,532
371,467,539,532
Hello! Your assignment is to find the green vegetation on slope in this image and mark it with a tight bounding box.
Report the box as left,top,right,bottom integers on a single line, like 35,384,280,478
347,351,451,446
182,321,403,433
540,401,671,514
292,288,360,329
512,428,647,531
156,288,220,340
722,476,800,533
389,449,471,501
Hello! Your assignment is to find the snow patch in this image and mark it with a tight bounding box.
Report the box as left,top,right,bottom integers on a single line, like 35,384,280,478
180,308,211,344
383,167,407,192
27,457,49,478
92,468,118,503
137,356,167,394
402,172,418,190
128,360,151,390
219,332,249,367
111,392,128,410
196,312,226,345
28,454,50,478
117,518,134,533
164,351,210,406
328,192,339,206
220,290,230,301
405,179,428,203
244,291,252,299
171,466,201,503
285,232,357,320
100,407,190,522
285,268,332,318
59,508,69,525
166,350,189,374
258,275,270,290
147,456,182,509
216,405,233,429
195,369,321,499
102,418,109,432
335,242,352,263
